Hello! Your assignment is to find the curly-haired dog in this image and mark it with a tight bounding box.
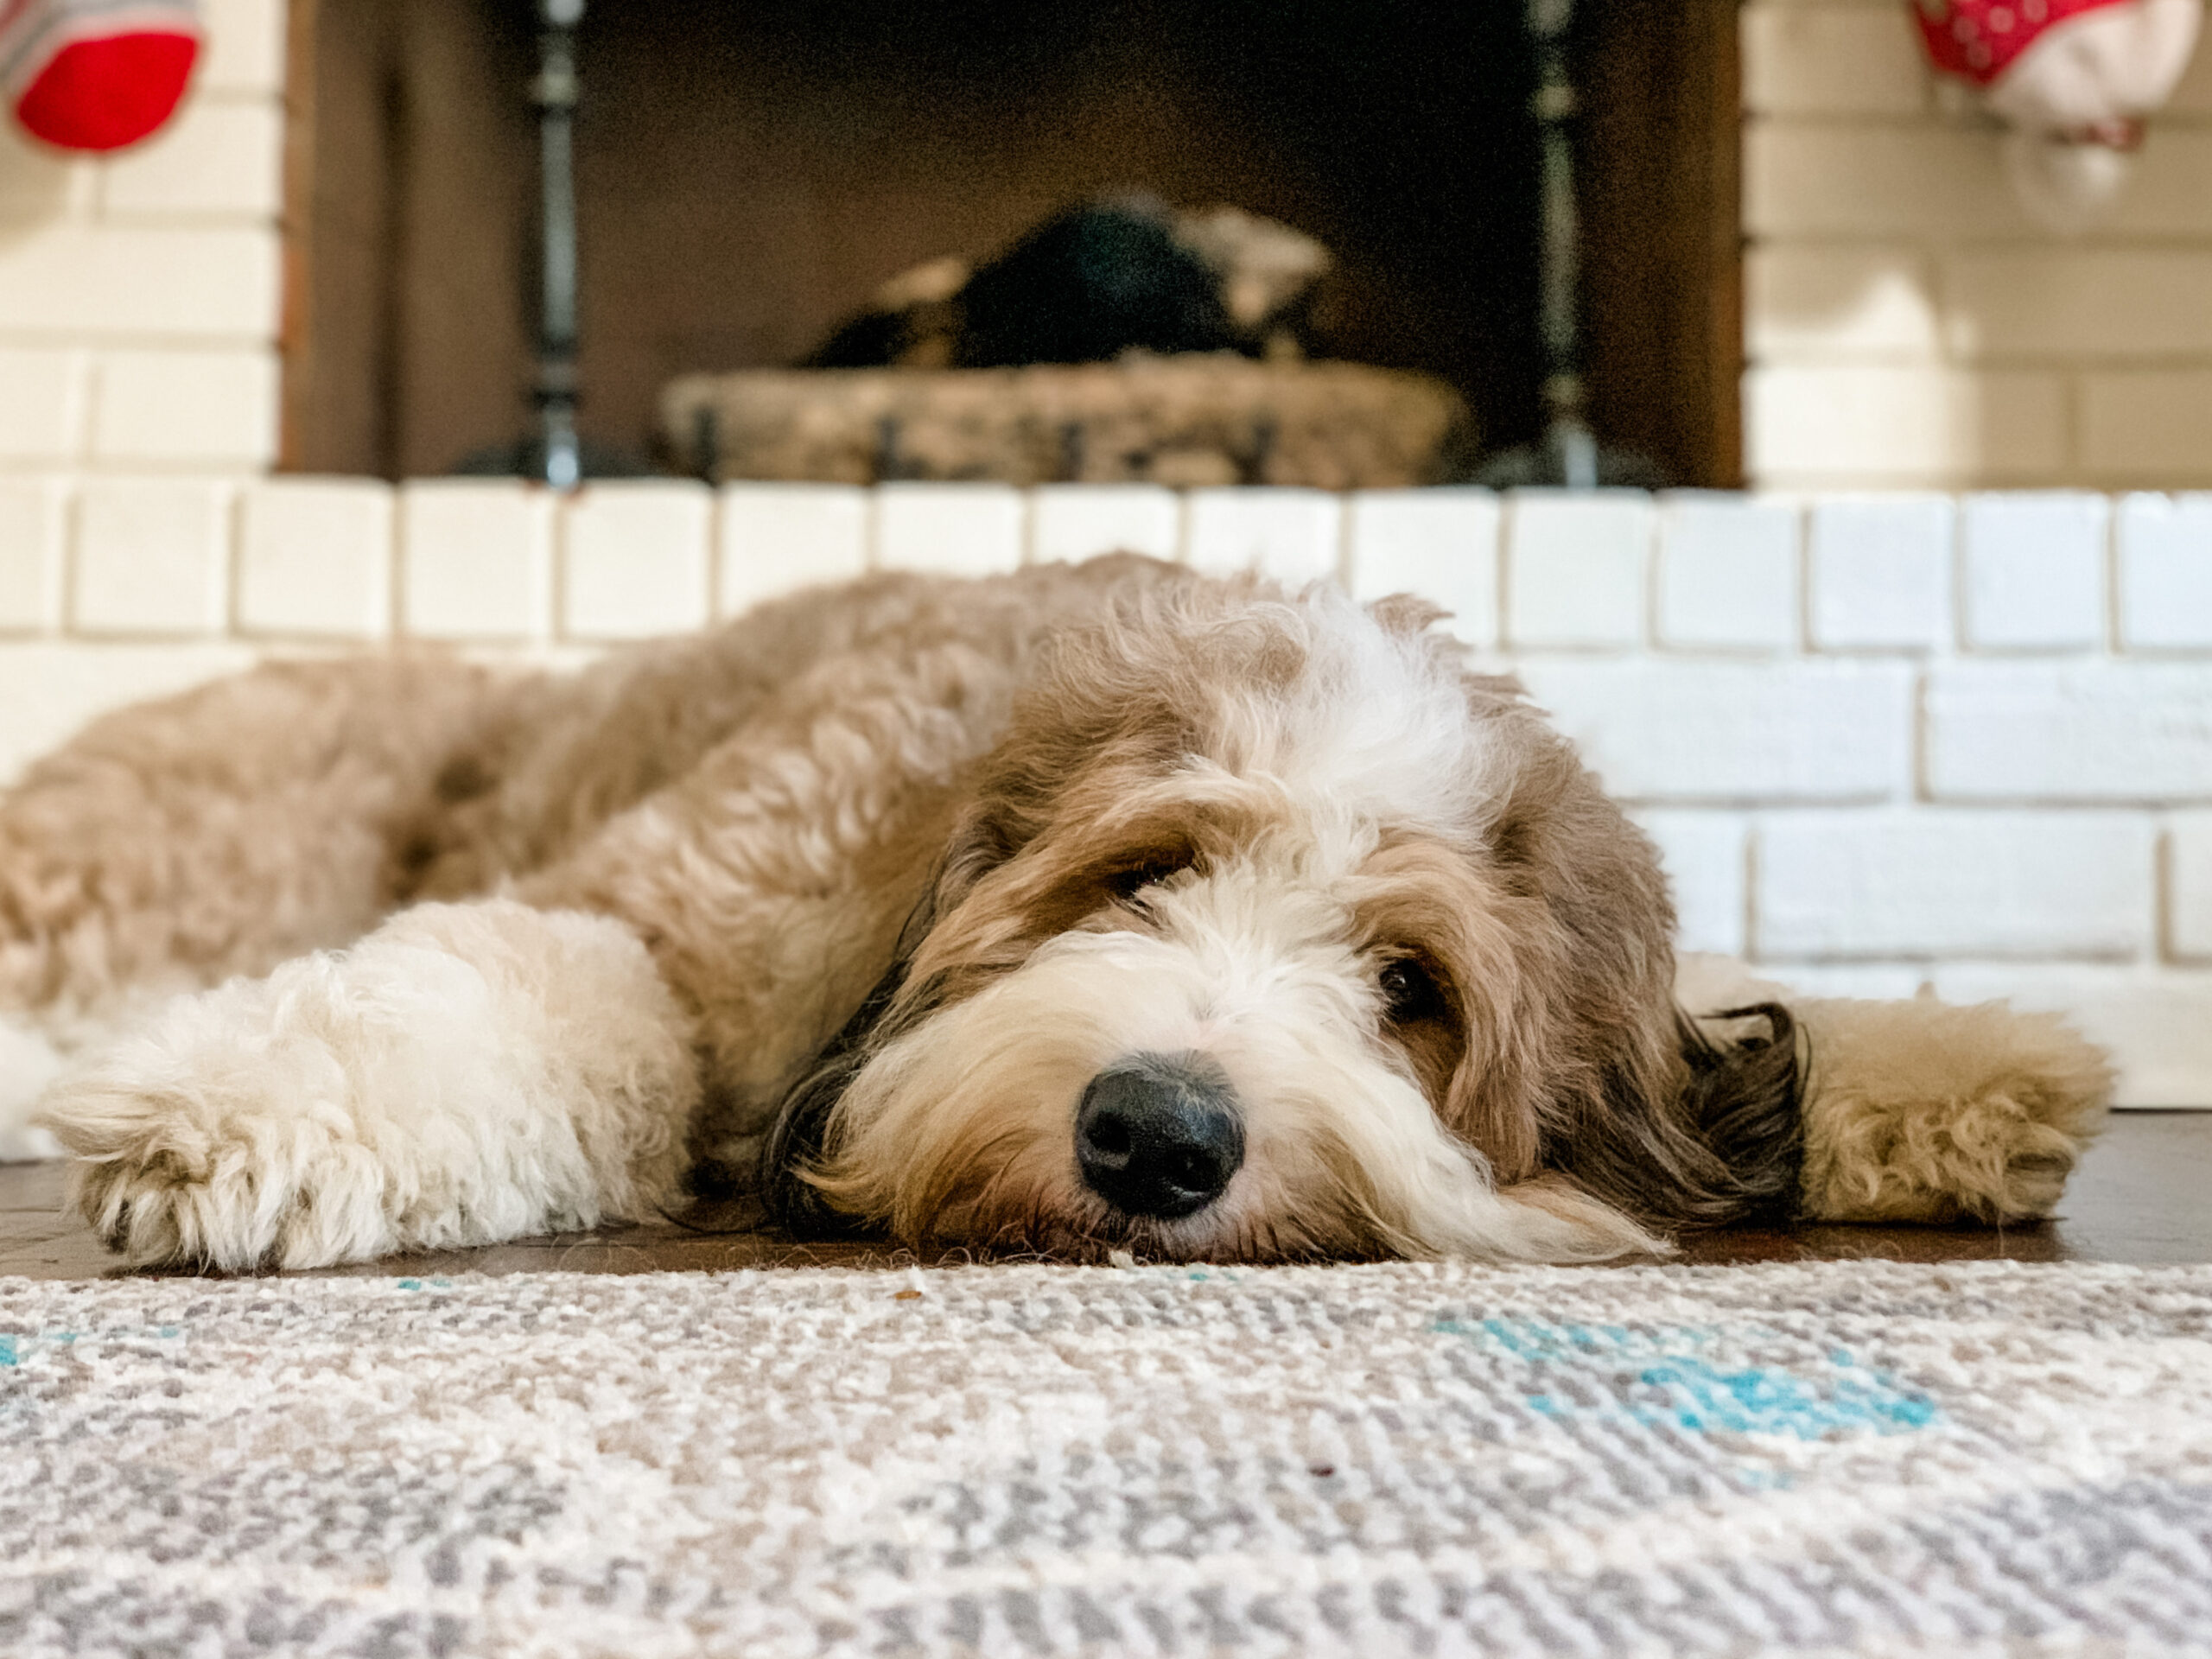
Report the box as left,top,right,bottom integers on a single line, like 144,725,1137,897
1,556,2110,1270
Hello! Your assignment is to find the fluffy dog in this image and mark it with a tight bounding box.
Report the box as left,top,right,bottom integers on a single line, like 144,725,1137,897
1,556,2110,1270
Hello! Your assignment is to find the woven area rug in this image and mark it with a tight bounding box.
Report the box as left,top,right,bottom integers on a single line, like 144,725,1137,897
3,1262,2210,1657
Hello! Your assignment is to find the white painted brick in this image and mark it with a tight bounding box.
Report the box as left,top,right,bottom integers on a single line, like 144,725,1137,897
1741,5,1929,115
1655,493,1798,652
0,126,91,218
0,642,256,786
1807,495,1953,651
91,349,279,467
2176,14,2212,111
1757,810,2154,958
0,225,279,338
99,99,284,219
1926,664,2212,800
236,478,393,639
1630,810,1746,957
71,478,231,637
1504,492,1649,648
1515,660,1912,804
0,349,83,462
398,480,555,641
716,484,869,615
2101,130,2212,238
874,484,1026,577
0,479,66,633
561,480,713,641
1745,365,2066,486
200,0,286,93
2084,373,2212,486
1930,965,2212,1106
1745,124,2021,240
1750,118,2212,244
1756,963,1936,1003
1185,488,1341,585
1346,489,1499,646
1744,247,1942,359
2171,812,2212,960
1029,486,1180,565
2118,493,2212,651
1941,250,2212,359
1959,493,2107,651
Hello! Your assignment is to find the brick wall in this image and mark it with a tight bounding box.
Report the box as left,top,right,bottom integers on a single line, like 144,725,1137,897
1745,0,2212,490
1,3,2208,1107
0,0,285,478
0,477,2206,1104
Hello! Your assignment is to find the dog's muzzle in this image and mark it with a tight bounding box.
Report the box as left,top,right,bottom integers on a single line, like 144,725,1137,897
1075,1052,1243,1219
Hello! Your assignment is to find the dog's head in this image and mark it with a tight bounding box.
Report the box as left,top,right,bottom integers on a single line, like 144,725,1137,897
767,577,1798,1262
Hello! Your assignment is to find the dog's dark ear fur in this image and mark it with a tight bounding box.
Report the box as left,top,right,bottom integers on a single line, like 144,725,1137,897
759,953,909,1235
1676,1003,1805,1224
1560,1002,1805,1231
759,808,1020,1234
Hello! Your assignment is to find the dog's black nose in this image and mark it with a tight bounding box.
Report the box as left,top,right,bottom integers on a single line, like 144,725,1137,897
1075,1054,1243,1219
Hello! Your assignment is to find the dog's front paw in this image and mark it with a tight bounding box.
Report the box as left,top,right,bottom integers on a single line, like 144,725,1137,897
37,901,701,1272
38,992,396,1271
1794,996,2114,1224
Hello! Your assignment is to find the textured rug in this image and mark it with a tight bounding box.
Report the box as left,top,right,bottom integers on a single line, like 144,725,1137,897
3,1262,2210,1658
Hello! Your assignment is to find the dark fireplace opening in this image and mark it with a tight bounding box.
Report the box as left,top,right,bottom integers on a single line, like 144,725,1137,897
280,0,1737,486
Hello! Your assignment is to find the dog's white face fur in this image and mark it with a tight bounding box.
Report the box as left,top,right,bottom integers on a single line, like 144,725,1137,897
791,582,1749,1263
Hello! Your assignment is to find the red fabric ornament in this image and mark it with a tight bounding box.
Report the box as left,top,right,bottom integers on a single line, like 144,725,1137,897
1907,0,2202,226
1912,0,2137,84
1,0,202,153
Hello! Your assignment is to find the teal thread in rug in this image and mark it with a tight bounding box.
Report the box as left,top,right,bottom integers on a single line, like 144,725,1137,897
1433,1315,1941,1440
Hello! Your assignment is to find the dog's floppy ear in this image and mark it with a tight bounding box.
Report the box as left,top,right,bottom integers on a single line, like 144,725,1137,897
1672,1002,1805,1224
758,803,1018,1233
1557,1001,1805,1231
759,948,912,1235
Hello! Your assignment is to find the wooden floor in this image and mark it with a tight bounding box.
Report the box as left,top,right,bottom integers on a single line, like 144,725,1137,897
3,1112,2207,1280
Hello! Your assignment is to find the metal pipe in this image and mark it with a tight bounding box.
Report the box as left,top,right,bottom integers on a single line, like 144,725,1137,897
1527,0,1596,489
534,0,584,489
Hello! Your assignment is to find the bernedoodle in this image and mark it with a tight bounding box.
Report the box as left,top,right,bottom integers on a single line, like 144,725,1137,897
0,556,2111,1270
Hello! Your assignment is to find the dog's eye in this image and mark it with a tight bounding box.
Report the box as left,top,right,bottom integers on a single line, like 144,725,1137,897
1379,957,1450,1025
1103,849,1194,901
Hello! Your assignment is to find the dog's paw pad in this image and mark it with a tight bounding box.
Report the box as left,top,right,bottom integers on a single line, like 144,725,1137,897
1797,999,2113,1224
37,1039,380,1273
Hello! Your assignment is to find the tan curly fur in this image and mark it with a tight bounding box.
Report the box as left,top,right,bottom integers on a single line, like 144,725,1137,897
1791,997,2114,1224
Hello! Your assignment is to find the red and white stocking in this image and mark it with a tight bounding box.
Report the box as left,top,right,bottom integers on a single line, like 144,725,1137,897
1,0,201,153
1911,0,2203,226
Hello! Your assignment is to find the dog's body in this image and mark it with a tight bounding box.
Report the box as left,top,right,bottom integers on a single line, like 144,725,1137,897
1,556,2111,1270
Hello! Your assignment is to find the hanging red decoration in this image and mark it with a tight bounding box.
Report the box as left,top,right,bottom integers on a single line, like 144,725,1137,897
1,0,203,154
1907,0,2202,225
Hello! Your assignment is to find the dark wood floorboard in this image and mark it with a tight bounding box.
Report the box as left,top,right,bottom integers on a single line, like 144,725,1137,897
1,1112,2204,1281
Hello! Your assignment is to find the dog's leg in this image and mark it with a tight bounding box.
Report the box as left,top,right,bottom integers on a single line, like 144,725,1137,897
35,899,698,1270
1787,995,2113,1224
1677,955,2114,1224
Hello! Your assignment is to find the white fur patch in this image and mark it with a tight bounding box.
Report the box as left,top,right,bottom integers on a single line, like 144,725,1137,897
0,1019,65,1161
36,900,700,1269
1220,589,1511,835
